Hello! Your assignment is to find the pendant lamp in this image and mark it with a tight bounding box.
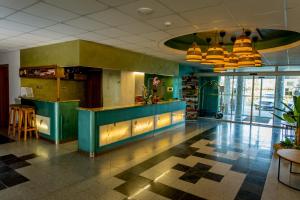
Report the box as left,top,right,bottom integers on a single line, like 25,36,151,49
233,30,253,56
225,53,239,69
238,53,255,67
206,44,224,64
186,33,202,62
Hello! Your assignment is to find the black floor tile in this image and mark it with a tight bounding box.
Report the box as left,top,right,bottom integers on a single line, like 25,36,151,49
8,160,31,170
172,164,191,172
19,154,38,161
0,171,29,187
0,154,17,161
0,181,7,190
235,189,261,200
149,182,185,199
203,172,223,182
0,165,13,173
179,192,207,200
114,175,151,196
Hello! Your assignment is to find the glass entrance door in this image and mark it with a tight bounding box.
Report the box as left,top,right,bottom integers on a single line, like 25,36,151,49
219,75,276,126
251,77,276,126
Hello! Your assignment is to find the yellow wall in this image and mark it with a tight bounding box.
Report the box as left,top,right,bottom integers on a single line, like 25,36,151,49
21,78,85,101
20,40,179,76
79,40,179,76
20,40,80,67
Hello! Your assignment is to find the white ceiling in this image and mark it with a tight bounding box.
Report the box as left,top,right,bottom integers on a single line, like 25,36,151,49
0,0,299,65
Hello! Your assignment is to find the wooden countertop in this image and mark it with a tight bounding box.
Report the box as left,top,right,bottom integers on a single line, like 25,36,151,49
20,97,80,103
78,100,183,112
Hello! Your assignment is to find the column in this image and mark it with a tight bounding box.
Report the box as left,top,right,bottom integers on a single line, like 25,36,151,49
224,76,231,114
274,75,285,126
235,76,244,121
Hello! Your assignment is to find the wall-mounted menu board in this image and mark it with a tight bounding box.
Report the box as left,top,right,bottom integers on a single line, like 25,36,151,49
19,66,88,80
19,66,60,79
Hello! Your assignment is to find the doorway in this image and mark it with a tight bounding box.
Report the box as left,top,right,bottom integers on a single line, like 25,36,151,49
0,65,9,128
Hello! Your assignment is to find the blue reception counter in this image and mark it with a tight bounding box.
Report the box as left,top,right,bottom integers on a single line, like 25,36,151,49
21,98,79,144
78,101,186,157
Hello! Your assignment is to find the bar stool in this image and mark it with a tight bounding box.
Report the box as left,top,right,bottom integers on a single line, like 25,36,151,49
8,104,22,137
18,106,39,141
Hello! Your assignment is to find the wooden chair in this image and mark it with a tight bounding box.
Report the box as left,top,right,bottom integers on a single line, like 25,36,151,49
18,106,39,141
8,104,22,137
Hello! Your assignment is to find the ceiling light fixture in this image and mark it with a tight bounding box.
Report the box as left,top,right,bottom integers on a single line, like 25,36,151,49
185,33,202,62
137,7,153,15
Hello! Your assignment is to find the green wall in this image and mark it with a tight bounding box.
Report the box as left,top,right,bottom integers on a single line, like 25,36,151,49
199,76,219,117
144,74,175,101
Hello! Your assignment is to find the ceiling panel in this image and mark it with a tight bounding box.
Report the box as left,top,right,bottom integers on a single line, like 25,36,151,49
30,29,67,39
0,27,23,36
119,35,151,43
23,2,79,22
117,21,158,34
0,6,15,18
46,23,87,35
88,8,138,26
76,32,110,41
44,0,108,15
0,0,38,9
7,12,57,28
117,0,174,20
65,17,108,31
180,6,233,26
97,0,138,7
139,31,171,41
94,27,131,38
0,19,37,32
146,14,190,30
158,0,222,12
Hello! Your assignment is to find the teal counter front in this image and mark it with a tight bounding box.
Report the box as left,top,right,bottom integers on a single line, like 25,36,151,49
78,101,186,157
21,98,79,144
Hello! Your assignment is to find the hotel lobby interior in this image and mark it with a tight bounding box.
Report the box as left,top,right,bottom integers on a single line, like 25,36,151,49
0,0,300,199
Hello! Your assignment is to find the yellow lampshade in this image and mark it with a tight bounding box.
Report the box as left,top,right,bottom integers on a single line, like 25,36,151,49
225,53,239,69
206,44,224,64
238,53,255,67
186,42,202,62
233,35,253,56
201,52,213,65
214,64,226,72
253,49,262,67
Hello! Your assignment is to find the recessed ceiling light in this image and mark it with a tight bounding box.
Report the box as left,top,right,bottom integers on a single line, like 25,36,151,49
137,7,153,15
164,21,172,27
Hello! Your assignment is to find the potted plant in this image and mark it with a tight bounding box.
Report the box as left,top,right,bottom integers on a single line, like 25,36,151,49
273,96,300,150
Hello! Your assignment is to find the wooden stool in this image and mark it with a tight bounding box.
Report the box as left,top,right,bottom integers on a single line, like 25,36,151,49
8,104,22,137
18,106,39,141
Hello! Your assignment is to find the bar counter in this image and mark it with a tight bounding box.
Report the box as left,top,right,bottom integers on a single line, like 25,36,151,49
21,97,80,144
78,100,186,157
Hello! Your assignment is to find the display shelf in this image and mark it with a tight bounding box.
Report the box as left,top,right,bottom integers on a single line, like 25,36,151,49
182,74,199,120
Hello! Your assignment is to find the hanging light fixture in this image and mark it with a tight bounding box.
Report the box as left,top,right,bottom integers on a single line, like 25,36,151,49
253,49,262,67
213,64,226,72
233,29,253,56
238,53,255,67
201,52,213,65
225,53,239,69
206,32,224,64
185,33,202,62
206,44,224,64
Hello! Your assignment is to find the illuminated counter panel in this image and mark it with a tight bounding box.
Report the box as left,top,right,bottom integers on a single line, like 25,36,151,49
100,120,131,146
132,116,154,136
21,98,79,144
78,101,186,156
172,110,185,124
155,113,171,129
